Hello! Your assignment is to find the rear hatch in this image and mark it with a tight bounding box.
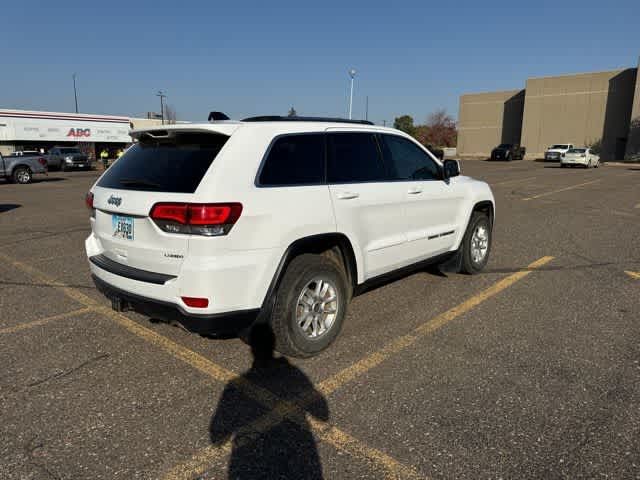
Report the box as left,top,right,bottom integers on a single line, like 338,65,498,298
91,129,231,276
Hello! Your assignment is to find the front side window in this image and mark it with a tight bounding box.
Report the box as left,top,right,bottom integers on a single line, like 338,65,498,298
259,134,325,186
327,133,386,183
381,134,441,181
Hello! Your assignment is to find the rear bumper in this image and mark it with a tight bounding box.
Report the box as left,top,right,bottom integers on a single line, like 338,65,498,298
92,274,259,334
561,158,588,166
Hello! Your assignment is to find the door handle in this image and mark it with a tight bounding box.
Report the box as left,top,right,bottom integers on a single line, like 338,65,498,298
336,191,359,200
407,187,423,194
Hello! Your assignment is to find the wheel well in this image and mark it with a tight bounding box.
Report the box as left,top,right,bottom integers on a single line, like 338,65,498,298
263,233,358,311
472,201,494,226
285,233,357,288
13,164,31,172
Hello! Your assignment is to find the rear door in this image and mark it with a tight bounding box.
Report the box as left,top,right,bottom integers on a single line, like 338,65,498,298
379,133,466,260
326,131,408,279
91,130,229,276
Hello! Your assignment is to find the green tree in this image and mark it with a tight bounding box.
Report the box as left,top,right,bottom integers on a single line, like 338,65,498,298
393,115,415,135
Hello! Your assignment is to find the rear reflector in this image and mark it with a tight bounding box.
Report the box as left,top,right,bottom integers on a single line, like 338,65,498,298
38,157,48,167
85,191,94,210
181,296,209,308
150,203,242,236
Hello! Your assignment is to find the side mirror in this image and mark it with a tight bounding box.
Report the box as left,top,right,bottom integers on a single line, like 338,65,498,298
443,159,460,179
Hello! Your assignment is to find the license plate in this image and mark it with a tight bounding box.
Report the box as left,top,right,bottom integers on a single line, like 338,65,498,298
78,164,85,167
112,215,134,241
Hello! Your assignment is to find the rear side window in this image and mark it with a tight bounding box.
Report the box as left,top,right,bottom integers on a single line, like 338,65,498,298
259,134,325,186
327,133,386,183
97,132,228,193
381,134,441,181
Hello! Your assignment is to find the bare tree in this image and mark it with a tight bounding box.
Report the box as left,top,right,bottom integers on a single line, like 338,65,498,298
163,104,177,124
424,109,457,147
287,106,297,117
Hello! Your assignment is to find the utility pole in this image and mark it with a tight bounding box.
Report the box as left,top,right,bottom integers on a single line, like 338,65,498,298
72,73,79,113
365,96,369,121
156,90,166,125
348,68,356,119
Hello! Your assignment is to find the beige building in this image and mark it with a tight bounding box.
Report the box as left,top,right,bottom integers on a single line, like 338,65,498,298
457,90,524,156
458,61,640,161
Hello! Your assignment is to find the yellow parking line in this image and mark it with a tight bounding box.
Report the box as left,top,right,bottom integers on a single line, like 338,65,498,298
166,255,553,479
0,252,422,480
317,256,554,396
522,180,601,201
492,176,538,186
0,307,91,335
625,271,640,280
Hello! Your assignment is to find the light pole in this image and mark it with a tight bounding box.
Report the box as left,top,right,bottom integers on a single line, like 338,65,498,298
348,68,356,119
156,90,166,125
72,73,79,113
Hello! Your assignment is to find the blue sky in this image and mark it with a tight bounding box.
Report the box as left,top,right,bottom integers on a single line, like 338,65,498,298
2,0,638,124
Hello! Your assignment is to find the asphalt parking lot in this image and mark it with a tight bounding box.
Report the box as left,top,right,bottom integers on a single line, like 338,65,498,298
1,160,639,479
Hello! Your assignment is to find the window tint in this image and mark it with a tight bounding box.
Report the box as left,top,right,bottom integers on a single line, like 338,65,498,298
259,134,325,185
327,133,386,183
381,134,441,181
97,132,228,193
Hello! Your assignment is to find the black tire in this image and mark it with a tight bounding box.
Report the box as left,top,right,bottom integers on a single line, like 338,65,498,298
270,254,349,358
60,161,67,172
460,211,492,274
12,166,32,184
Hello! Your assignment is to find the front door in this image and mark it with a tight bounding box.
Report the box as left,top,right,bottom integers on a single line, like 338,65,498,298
326,131,408,280
379,133,466,261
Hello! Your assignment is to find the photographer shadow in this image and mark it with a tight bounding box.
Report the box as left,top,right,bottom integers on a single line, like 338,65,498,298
209,323,328,479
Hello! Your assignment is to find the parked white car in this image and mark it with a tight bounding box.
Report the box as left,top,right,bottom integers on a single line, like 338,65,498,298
560,147,600,168
545,143,574,161
85,115,495,357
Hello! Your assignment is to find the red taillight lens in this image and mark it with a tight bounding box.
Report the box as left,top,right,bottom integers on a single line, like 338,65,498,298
189,204,243,225
38,157,47,167
85,191,94,210
181,296,209,308
149,203,189,224
149,203,242,236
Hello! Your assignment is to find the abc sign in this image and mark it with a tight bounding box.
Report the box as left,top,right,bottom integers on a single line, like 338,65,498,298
67,128,91,138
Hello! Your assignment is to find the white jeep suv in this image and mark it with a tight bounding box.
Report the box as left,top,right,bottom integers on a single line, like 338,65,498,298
85,116,495,357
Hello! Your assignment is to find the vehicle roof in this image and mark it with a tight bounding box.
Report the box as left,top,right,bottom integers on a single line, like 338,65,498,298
129,121,402,139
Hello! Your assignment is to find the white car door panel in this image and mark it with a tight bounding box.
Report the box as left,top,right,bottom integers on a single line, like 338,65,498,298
326,132,409,279
379,134,466,261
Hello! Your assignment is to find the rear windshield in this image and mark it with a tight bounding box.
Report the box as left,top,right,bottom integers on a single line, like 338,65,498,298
567,148,586,153
60,148,81,154
97,132,228,193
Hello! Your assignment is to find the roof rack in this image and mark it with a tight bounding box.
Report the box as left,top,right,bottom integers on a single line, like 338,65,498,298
242,115,374,126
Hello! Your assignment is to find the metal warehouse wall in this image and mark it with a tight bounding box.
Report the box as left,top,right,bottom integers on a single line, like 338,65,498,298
521,69,637,160
457,90,524,157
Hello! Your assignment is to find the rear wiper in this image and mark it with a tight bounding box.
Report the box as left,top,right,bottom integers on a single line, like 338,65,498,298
119,178,161,189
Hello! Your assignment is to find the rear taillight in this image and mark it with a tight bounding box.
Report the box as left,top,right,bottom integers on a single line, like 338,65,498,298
85,192,95,218
38,157,47,167
149,203,242,236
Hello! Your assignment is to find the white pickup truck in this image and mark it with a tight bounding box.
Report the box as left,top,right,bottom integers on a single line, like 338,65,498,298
544,143,574,162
